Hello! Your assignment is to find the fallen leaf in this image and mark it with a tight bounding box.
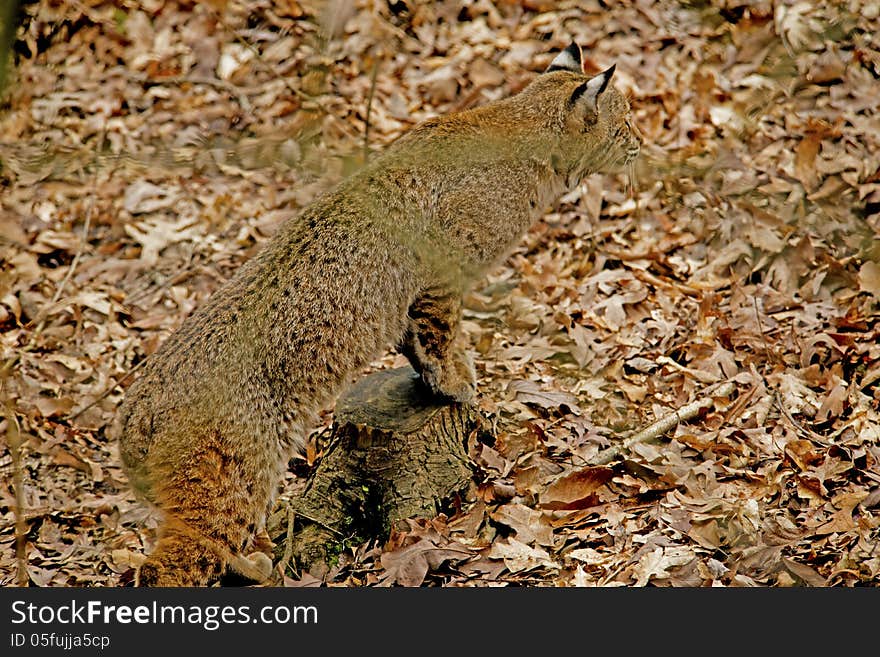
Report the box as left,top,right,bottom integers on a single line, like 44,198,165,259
632,547,696,586
123,180,179,214
489,503,556,546
795,119,835,191
487,538,558,574
124,215,204,266
781,557,826,586
508,380,581,414
806,49,845,84
814,491,869,536
49,447,88,472
34,396,75,419
539,466,614,510
858,261,880,298
109,549,145,570
379,539,472,587
469,58,505,88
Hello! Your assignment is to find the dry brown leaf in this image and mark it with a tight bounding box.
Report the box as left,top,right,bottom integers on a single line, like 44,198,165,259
814,490,869,536
486,537,558,574
632,547,696,587
858,261,880,298
469,58,505,88
782,557,826,585
508,380,581,414
539,466,614,511
794,119,836,191
785,439,821,470
34,396,75,419
49,447,88,472
379,538,472,587
489,503,555,546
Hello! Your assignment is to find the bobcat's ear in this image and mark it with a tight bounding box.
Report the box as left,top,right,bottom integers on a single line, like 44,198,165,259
570,64,616,115
545,41,583,74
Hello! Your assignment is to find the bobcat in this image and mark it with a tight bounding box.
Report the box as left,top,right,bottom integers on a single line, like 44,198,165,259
114,42,642,586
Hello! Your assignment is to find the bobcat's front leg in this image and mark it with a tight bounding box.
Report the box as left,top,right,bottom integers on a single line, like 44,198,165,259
401,287,476,403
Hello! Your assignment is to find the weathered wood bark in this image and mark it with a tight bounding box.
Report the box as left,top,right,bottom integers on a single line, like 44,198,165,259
271,366,484,575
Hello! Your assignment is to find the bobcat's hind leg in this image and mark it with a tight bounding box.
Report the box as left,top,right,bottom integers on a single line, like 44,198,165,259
136,525,273,586
401,286,476,403
136,433,275,587
136,521,229,587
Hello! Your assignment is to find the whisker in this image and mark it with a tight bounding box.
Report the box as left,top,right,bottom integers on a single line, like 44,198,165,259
627,160,639,217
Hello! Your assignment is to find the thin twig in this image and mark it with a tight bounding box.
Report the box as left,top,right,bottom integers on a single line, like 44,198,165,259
2,369,28,586
720,381,758,425
752,296,778,373
363,58,380,163
278,504,297,578
25,207,91,338
753,297,827,444
0,132,102,570
655,355,721,384
66,360,146,422
123,250,201,307
290,507,345,537
774,390,830,446
590,380,736,465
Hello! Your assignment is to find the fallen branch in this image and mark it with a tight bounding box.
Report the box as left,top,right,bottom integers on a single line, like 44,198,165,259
590,380,736,465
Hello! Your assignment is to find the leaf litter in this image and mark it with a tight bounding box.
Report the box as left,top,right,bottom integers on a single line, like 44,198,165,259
1,0,879,587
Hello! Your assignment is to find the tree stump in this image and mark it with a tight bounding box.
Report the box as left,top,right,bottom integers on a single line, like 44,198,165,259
272,366,485,576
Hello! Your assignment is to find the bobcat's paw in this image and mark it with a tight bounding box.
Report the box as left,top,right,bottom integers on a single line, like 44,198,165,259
228,551,274,583
422,351,477,403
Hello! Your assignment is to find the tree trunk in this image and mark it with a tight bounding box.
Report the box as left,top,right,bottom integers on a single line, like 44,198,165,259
271,366,484,576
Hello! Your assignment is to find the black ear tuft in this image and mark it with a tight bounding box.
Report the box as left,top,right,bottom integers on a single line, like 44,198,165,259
545,41,583,74
570,64,616,114
596,63,615,94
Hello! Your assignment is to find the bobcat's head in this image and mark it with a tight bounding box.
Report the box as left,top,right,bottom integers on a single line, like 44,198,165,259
516,42,642,184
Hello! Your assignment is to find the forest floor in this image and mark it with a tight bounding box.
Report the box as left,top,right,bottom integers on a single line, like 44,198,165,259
1,0,879,587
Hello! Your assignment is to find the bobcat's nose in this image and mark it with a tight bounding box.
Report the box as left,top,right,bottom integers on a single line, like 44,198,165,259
626,123,645,162
624,119,643,162
626,136,641,161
